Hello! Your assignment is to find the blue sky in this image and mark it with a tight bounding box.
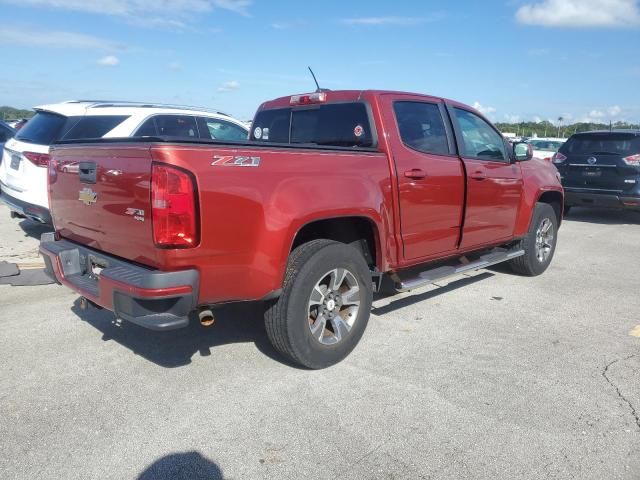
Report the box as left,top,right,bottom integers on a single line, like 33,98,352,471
1,0,639,123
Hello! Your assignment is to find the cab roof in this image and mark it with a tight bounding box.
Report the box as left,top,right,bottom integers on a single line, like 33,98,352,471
257,89,472,112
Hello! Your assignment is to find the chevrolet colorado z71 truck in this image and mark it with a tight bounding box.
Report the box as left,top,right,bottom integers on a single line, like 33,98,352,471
40,90,563,368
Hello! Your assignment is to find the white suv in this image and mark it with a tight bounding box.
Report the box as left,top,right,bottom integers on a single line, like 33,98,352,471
0,101,249,224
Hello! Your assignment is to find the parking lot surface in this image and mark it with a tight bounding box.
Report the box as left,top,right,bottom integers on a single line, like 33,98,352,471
1,203,639,480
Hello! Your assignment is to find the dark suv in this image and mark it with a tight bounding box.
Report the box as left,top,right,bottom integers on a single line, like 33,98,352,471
553,130,640,212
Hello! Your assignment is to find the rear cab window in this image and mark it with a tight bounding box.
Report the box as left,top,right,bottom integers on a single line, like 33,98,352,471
15,111,68,145
250,102,375,148
560,133,640,156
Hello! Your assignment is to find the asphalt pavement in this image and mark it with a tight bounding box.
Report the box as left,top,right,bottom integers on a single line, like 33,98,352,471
0,204,639,479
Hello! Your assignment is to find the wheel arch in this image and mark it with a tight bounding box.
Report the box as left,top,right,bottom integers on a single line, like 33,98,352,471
536,190,564,227
289,215,382,271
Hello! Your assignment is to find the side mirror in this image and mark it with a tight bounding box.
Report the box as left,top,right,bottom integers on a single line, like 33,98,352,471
513,142,533,162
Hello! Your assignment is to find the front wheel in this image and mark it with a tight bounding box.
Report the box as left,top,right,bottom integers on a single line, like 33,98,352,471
264,239,373,369
508,203,558,276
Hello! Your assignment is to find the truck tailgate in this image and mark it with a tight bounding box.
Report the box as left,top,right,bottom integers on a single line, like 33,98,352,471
49,144,159,267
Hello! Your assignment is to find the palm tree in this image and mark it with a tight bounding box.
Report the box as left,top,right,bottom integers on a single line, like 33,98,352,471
557,116,564,138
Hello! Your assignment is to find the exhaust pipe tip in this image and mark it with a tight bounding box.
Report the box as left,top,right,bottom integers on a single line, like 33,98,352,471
198,307,215,327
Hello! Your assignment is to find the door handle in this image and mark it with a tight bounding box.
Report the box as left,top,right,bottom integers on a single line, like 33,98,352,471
404,168,427,180
470,171,486,180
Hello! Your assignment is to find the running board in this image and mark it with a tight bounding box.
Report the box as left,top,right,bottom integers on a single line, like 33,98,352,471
395,248,524,293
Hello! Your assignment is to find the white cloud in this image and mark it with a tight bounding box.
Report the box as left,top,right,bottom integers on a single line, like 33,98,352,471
0,25,123,50
472,101,497,116
589,109,605,118
217,80,240,92
167,61,182,71
533,116,543,123
341,14,442,26
504,114,521,123
0,0,251,28
516,0,640,28
608,105,622,116
97,55,119,66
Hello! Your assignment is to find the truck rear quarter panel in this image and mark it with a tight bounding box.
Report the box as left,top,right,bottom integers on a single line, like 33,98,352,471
150,145,394,304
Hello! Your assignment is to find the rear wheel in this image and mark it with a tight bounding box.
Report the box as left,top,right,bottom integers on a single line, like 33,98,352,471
264,239,373,369
508,203,558,276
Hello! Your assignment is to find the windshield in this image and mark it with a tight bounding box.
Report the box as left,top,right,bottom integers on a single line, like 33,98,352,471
560,133,640,156
529,140,564,152
250,102,374,148
15,111,67,145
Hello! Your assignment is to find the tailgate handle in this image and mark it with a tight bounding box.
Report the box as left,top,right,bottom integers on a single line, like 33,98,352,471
78,162,97,184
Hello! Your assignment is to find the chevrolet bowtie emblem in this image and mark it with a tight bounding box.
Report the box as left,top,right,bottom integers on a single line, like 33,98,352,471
78,187,97,206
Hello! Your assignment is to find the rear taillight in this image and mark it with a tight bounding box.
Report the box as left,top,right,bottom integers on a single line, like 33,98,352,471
552,152,567,164
623,154,640,166
151,164,199,248
23,151,50,168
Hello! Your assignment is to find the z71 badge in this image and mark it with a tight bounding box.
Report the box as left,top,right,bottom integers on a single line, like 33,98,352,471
124,208,145,222
211,155,261,167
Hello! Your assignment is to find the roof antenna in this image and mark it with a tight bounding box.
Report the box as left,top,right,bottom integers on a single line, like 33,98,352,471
308,66,327,93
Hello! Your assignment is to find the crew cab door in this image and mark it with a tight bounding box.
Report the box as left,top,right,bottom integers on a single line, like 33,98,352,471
448,106,523,249
379,95,465,261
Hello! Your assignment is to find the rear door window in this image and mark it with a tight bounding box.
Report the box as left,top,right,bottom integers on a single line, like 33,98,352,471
61,115,129,140
561,134,640,156
393,101,450,155
251,103,374,148
15,112,67,145
135,117,157,136
198,118,248,141
154,115,198,138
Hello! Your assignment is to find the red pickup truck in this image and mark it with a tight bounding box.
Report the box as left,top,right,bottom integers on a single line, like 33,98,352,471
40,90,563,368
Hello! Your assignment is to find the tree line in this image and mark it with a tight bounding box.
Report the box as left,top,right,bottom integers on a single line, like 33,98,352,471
495,120,640,138
1,106,35,121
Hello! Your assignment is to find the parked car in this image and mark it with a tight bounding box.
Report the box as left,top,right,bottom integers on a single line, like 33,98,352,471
0,120,16,152
527,137,566,162
12,118,29,131
41,89,563,369
0,101,248,224
553,130,640,213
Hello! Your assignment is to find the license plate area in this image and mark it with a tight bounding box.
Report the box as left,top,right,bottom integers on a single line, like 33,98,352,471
10,155,21,170
582,168,602,177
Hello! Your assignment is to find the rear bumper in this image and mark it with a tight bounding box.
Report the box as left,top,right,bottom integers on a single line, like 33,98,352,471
0,189,52,224
39,233,199,330
564,189,640,210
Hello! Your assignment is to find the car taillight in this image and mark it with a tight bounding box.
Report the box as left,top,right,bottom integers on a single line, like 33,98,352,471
23,151,50,168
290,92,327,105
623,154,640,166
552,152,567,164
151,164,199,248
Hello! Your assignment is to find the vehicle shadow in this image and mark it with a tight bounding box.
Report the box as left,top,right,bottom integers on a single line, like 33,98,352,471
371,272,494,316
70,299,302,369
137,451,224,480
18,218,53,240
564,207,640,225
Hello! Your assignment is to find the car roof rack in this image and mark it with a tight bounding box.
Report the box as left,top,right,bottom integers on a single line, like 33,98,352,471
63,100,231,117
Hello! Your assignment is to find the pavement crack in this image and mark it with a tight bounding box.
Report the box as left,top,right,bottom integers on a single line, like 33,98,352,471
602,354,640,431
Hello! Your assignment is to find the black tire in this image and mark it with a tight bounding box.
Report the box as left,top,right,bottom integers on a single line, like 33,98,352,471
508,203,558,276
264,239,373,369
